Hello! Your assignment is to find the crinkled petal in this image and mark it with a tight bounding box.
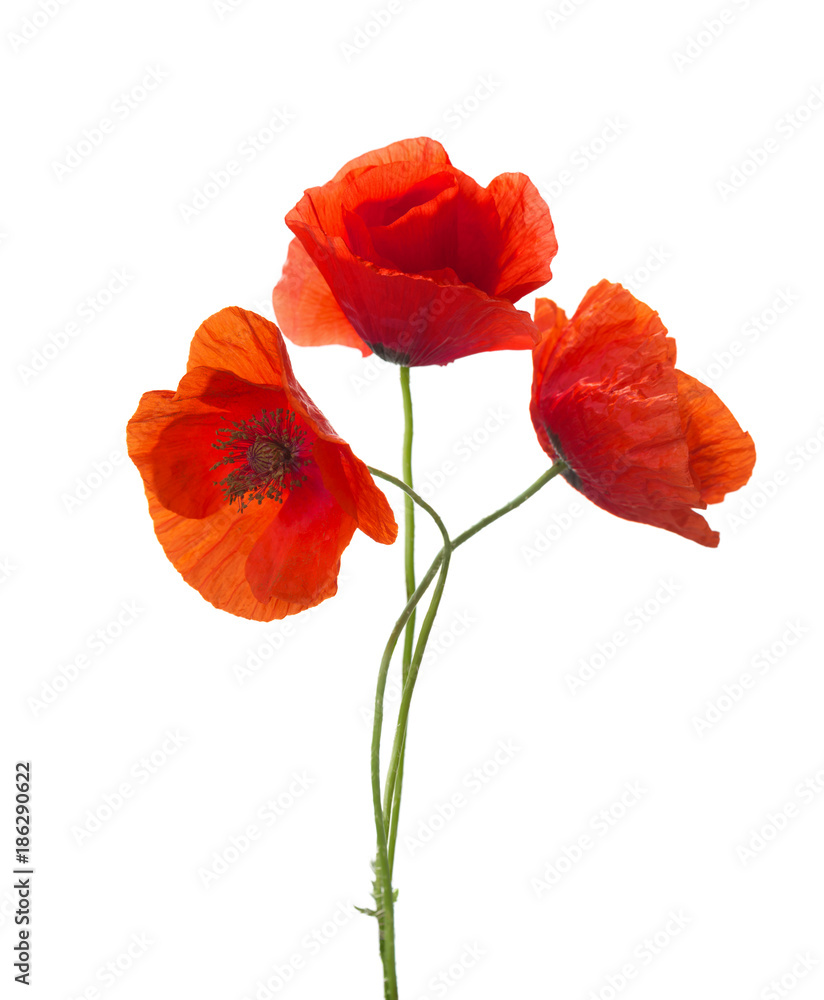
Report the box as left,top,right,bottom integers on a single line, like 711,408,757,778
288,211,538,365
143,486,325,621
312,438,398,545
531,282,698,510
277,140,550,366
597,497,720,548
531,297,569,457
246,473,356,605
340,163,503,292
131,308,398,619
675,371,756,504
530,280,752,547
330,136,451,183
487,173,557,302
534,281,677,398
187,307,352,445
536,378,701,511
187,306,292,386
128,369,288,519
272,239,369,355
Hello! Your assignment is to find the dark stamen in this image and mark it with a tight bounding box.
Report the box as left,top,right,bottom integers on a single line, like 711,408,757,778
211,408,311,511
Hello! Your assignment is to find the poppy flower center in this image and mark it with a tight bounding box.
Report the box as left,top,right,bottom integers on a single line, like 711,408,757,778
211,407,311,511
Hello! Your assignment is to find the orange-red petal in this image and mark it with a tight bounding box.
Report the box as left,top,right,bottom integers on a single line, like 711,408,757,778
245,472,356,605
287,205,539,365
128,369,288,519
596,499,720,548
339,162,503,291
329,136,451,183
129,308,398,618
675,371,756,504
187,306,291,385
143,485,330,621
312,437,398,546
530,281,754,547
487,172,558,302
272,239,369,355
275,138,553,366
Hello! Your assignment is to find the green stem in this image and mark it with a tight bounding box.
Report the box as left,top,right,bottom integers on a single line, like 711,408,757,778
382,531,451,869
365,460,567,993
390,367,416,879
367,468,451,1000
386,730,405,875
451,462,567,551
400,366,416,684
382,461,567,869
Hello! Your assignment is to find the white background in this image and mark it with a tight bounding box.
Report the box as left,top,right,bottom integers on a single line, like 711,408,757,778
3,0,823,998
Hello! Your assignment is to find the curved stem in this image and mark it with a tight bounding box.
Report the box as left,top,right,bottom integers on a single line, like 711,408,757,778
365,460,567,993
382,461,567,869
400,367,416,684
367,467,451,999
382,535,451,868
370,468,452,830
452,462,567,550
386,730,405,875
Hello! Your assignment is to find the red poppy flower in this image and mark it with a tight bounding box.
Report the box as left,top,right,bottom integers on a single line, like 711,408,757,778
272,136,558,367
127,308,397,621
530,281,755,547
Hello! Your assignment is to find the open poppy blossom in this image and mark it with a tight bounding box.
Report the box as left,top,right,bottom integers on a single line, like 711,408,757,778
530,281,755,547
127,307,397,621
272,136,558,367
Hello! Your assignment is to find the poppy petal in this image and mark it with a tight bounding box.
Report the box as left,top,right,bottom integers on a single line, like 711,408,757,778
272,239,369,355
531,297,569,394
538,378,701,511
187,306,292,385
330,136,451,183
187,307,352,447
340,163,503,292
530,281,753,548
487,173,558,302
531,283,699,510
245,474,356,605
534,281,677,397
276,139,552,366
675,371,756,503
128,369,289,519
598,498,720,548
288,212,538,366
144,486,320,620
312,437,398,545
